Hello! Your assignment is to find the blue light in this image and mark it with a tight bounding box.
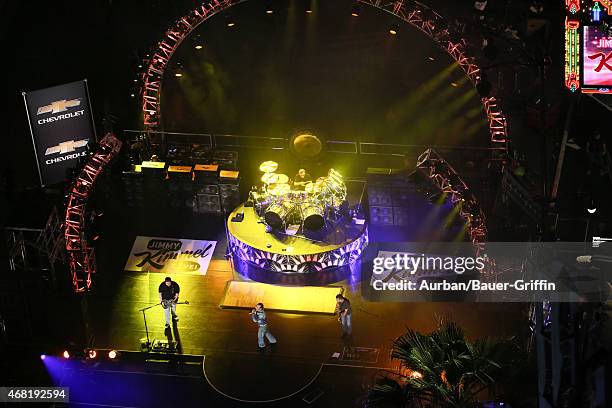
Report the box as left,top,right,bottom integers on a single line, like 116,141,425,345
593,2,601,22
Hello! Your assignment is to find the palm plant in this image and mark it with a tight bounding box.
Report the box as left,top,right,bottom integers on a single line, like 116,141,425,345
364,320,513,408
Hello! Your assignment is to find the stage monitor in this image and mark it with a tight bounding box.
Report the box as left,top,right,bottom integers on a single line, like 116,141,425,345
582,25,612,93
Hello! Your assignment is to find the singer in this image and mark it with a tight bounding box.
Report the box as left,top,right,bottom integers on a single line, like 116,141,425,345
250,303,278,349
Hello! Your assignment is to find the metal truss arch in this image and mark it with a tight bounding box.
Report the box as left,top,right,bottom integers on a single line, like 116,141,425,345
64,133,122,292
140,0,509,147
359,0,508,146
416,148,487,250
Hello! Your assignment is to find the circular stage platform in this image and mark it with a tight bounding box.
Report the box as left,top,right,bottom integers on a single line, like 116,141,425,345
227,204,368,273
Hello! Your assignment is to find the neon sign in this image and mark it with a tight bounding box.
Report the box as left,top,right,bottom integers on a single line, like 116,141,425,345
565,18,581,92
564,1,612,94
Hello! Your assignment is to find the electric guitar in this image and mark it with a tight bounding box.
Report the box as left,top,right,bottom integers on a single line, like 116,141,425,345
161,299,189,309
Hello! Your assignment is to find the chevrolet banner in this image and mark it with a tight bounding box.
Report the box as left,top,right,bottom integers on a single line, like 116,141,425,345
23,80,97,186
125,236,217,275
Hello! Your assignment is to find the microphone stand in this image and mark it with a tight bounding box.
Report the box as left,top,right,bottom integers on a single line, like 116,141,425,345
139,303,160,351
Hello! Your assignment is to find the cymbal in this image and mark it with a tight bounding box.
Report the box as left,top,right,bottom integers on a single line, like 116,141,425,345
261,173,289,184
315,176,327,185
268,183,290,196
259,160,278,173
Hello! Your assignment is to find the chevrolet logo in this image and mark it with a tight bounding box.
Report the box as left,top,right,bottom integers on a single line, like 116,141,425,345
37,99,81,115
45,139,89,155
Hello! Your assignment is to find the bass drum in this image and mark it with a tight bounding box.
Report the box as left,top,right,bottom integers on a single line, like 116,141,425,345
264,201,295,229
302,200,325,230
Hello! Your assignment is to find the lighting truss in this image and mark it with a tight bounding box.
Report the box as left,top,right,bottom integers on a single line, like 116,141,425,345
416,148,487,251
64,133,122,292
140,0,246,128
138,0,508,148
359,0,508,146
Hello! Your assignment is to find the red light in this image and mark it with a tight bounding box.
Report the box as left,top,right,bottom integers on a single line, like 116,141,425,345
88,350,97,359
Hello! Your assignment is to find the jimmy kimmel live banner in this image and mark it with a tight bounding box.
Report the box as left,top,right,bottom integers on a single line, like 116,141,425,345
23,80,96,186
125,236,217,275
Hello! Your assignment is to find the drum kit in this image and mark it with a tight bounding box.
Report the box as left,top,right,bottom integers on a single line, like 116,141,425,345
249,160,348,231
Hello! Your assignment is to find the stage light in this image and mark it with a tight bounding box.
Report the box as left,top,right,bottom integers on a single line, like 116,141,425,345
40,354,46,360
63,350,70,359
428,56,435,61
265,0,274,14
130,93,135,98
389,24,399,35
108,350,118,359
194,44,203,49
174,72,183,78
226,16,236,27
351,3,360,17
305,0,313,13
88,350,97,359
587,207,597,214
451,82,458,87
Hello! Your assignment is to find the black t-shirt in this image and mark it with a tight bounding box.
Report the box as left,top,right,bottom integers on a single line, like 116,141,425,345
158,281,180,300
294,173,312,190
338,298,352,315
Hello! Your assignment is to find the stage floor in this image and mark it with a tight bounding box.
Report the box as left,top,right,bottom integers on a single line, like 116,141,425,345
82,261,527,403
219,281,342,314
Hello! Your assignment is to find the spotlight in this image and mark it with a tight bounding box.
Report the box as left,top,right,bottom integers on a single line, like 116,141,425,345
351,2,360,17
194,44,203,50
265,0,274,14
88,350,97,359
451,82,458,87
305,0,313,13
63,350,70,359
40,354,46,360
586,199,597,214
428,56,435,61
130,93,135,98
174,72,183,78
226,15,236,27
389,23,399,35
108,350,118,359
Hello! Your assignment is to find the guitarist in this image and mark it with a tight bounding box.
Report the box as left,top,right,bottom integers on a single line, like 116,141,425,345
158,276,180,328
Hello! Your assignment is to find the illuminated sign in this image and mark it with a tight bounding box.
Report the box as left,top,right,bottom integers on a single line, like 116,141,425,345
582,26,612,92
565,19,581,92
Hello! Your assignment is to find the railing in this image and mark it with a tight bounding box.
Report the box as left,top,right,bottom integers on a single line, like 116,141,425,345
124,130,506,159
